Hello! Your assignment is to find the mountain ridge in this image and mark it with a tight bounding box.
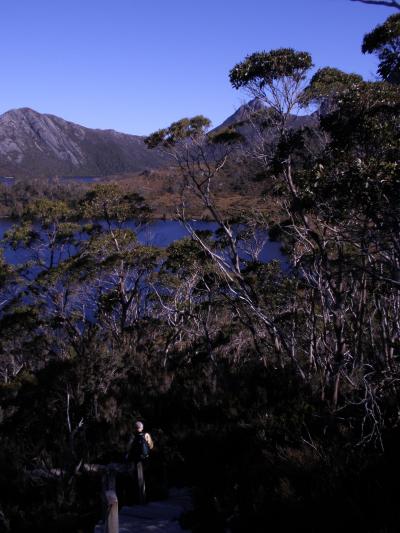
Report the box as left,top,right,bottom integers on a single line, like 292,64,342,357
0,107,168,178
0,104,315,179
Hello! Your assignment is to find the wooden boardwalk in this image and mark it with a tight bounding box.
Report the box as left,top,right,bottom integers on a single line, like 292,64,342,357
94,487,192,533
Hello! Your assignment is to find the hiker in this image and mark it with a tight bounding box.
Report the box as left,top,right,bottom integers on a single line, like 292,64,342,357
125,421,154,503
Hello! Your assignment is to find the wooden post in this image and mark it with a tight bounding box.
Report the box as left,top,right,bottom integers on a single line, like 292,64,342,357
104,490,118,533
137,461,146,504
101,469,119,533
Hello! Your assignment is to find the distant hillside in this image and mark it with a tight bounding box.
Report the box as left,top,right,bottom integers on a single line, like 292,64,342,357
0,108,168,178
0,105,316,179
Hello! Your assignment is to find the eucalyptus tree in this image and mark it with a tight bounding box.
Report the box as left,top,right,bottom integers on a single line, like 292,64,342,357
229,48,313,127
0,184,157,414
0,184,162,481
4,197,80,272
145,116,244,275
81,183,150,230
145,117,307,376
0,199,83,382
145,45,400,424
301,67,364,114
362,13,400,84
154,236,230,366
77,184,158,339
275,75,400,428
228,48,319,218
227,44,400,423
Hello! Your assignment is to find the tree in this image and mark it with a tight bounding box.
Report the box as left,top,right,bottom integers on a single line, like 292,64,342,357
302,67,364,114
294,79,400,412
145,116,244,278
145,63,313,379
227,38,400,414
81,183,150,229
362,13,400,83
229,48,317,196
4,198,79,271
229,48,313,130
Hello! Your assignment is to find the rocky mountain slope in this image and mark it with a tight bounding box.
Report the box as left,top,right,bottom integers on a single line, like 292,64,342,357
216,98,317,136
0,108,168,178
0,104,316,178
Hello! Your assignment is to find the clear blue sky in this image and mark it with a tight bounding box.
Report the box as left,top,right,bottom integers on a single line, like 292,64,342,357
0,0,397,135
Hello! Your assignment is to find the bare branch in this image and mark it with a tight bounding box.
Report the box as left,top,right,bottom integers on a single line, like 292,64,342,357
350,0,400,9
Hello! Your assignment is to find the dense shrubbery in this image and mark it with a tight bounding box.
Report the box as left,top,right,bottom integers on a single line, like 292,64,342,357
0,179,89,218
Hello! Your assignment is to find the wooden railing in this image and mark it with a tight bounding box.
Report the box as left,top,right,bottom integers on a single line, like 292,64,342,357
28,462,142,533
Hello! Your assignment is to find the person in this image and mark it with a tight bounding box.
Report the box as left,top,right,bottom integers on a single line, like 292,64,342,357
125,421,154,503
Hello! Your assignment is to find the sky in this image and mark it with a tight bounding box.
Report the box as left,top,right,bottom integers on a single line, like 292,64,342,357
0,0,397,135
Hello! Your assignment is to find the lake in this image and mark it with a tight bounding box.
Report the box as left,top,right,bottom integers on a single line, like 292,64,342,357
0,218,286,266
0,176,99,185
0,177,16,186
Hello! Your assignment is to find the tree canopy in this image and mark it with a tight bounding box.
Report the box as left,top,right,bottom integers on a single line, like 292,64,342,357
144,116,211,148
229,48,313,89
362,13,400,83
302,67,364,112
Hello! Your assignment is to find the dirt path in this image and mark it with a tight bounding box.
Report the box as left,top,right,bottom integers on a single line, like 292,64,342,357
94,487,192,533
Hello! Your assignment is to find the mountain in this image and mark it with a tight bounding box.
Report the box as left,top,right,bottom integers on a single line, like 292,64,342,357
0,105,316,179
0,108,168,178
215,98,317,135
215,98,266,130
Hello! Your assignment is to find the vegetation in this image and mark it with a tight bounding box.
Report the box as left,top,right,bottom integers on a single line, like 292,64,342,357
362,13,400,83
0,7,399,533
0,179,87,218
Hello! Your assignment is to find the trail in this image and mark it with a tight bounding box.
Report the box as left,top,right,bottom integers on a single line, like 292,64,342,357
94,487,192,533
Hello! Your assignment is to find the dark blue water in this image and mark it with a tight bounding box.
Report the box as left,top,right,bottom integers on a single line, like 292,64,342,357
0,218,286,266
0,176,99,187
0,177,16,186
59,176,99,183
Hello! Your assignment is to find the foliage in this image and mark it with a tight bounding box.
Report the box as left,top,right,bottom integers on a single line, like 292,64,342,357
301,67,364,113
81,183,151,225
0,178,87,218
362,13,400,83
229,49,313,128
144,116,211,148
229,49,313,88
